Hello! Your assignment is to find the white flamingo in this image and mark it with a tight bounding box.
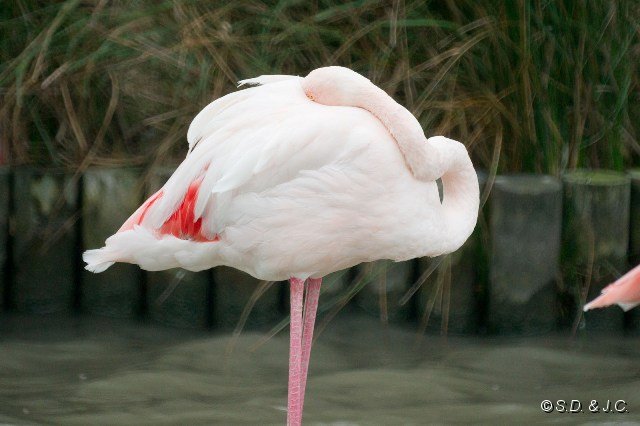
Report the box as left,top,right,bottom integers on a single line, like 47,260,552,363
84,66,480,425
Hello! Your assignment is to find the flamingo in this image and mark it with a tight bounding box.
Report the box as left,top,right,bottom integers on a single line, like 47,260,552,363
584,264,640,312
83,66,480,425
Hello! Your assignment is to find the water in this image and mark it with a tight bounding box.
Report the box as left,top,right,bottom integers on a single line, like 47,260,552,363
1,313,639,425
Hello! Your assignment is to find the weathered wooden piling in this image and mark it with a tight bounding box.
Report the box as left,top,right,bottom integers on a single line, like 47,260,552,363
213,267,281,330
0,166,9,310
629,170,640,264
148,268,211,329
417,171,487,334
562,170,630,333
487,175,562,334
625,169,640,332
12,168,78,313
82,168,143,318
322,269,350,297
419,240,484,334
145,167,210,328
356,260,413,323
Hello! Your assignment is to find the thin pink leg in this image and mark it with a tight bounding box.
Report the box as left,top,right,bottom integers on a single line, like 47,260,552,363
287,278,304,426
298,277,322,424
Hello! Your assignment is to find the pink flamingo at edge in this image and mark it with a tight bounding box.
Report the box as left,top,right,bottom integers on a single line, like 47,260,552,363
584,264,640,312
83,66,480,425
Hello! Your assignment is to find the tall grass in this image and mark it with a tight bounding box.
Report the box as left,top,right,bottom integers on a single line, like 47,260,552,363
1,0,638,174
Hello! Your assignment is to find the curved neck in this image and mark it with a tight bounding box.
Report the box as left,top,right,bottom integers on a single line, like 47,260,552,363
435,140,480,253
356,87,479,252
356,85,443,181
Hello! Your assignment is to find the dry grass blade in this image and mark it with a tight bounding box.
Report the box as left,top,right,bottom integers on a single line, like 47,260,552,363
61,84,88,156
0,1,637,172
572,225,595,337
399,255,444,306
224,280,274,364
377,264,389,323
481,120,502,209
415,265,444,345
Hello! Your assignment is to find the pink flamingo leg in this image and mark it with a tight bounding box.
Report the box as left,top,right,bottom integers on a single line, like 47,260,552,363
298,277,322,423
287,278,305,426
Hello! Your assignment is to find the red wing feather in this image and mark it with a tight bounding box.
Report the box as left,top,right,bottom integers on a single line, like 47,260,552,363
119,177,218,242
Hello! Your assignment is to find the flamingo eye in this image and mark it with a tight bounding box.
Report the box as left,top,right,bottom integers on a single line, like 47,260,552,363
305,90,315,101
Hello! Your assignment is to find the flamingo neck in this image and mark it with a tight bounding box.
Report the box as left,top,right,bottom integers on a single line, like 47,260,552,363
354,85,442,181
433,139,479,253
355,88,479,253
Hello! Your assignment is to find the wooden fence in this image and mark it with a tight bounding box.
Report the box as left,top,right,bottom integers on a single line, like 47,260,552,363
0,165,638,335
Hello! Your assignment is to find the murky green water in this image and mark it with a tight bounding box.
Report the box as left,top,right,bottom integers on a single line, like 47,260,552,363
1,313,638,425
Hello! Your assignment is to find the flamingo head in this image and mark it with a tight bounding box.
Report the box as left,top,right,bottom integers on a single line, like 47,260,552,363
301,66,372,107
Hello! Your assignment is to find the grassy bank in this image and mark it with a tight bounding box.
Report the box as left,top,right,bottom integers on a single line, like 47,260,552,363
1,1,638,174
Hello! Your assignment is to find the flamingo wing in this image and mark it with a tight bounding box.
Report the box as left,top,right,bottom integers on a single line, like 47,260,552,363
144,76,384,239
186,74,300,153
85,77,404,276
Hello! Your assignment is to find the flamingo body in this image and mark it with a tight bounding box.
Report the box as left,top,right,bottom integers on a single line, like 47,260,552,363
84,73,477,280
84,66,480,425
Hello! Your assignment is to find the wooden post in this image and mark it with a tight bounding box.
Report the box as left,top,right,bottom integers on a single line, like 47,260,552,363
356,260,413,323
629,170,640,263
487,175,562,334
626,169,640,332
148,268,211,329
420,239,485,334
81,168,143,317
213,267,282,330
0,166,9,310
562,170,630,333
418,171,487,334
322,269,350,297
12,168,78,313
146,167,210,328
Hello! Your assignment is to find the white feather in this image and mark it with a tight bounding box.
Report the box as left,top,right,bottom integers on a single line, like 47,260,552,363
618,301,640,312
85,74,478,281
237,74,298,87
